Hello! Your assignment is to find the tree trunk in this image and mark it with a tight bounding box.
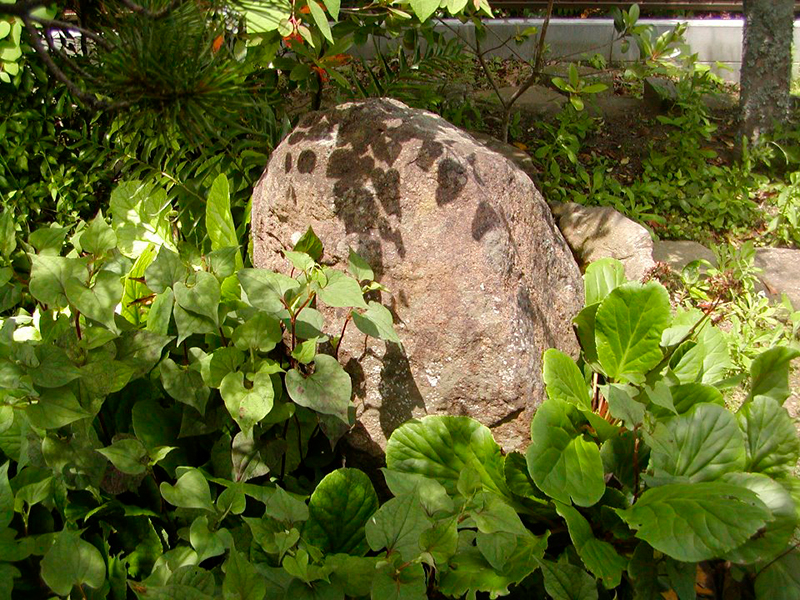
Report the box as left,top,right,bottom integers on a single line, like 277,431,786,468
740,0,794,142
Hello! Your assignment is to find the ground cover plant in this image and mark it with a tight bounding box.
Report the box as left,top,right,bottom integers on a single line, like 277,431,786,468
1,211,798,598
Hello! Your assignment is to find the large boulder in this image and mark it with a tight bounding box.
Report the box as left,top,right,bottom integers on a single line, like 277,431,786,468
252,98,583,455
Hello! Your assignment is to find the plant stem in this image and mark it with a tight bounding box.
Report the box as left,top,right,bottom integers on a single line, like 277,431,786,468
334,315,351,360
74,311,82,341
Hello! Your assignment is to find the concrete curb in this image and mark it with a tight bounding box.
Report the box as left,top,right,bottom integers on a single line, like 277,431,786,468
356,18,800,83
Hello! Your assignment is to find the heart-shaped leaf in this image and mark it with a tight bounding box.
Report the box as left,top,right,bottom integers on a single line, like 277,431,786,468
174,271,220,326
160,468,214,511
285,355,351,423
220,368,275,435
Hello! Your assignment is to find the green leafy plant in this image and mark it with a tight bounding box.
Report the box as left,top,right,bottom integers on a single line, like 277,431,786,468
376,257,800,598
0,174,401,598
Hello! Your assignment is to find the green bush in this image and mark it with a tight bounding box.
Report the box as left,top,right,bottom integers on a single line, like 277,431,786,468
0,176,400,598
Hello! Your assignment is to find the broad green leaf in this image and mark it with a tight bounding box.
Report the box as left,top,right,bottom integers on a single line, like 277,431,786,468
292,337,318,364
386,415,510,499
97,438,148,475
238,269,299,314
668,381,724,414
347,249,373,281
217,485,246,516
174,304,217,345
190,516,230,562
28,225,68,255
754,548,800,600
584,258,626,306
29,254,88,308
223,547,267,600
220,368,275,435
292,227,323,261
303,468,379,556
502,451,549,503
264,485,309,523
475,530,518,571
240,0,292,33
143,565,217,599
326,555,379,598
419,518,458,565
440,531,546,599
160,468,214,511
79,212,117,256
320,0,340,19
543,348,590,409
371,562,427,600
573,303,600,366
722,473,797,565
471,492,527,535
132,400,181,456
648,403,745,482
737,397,800,478
206,175,238,255
231,429,271,483
554,501,627,588
232,313,282,352
381,470,454,517
65,269,122,331
365,493,430,561
0,462,12,529
539,558,598,600
41,530,106,597
317,269,367,309
116,330,174,379
747,346,800,405
595,282,671,381
145,246,187,293
160,357,211,416
0,209,15,259
283,250,314,272
0,563,19,600
121,243,157,326
671,322,732,385
351,302,400,343
409,0,438,21
526,399,605,507
193,347,246,389
174,271,220,326
307,1,333,43
26,387,92,429
601,430,648,490
285,355,351,423
110,181,173,259
617,482,771,562
601,383,644,429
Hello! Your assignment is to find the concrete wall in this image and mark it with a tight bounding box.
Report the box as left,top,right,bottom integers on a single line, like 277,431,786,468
358,18,800,83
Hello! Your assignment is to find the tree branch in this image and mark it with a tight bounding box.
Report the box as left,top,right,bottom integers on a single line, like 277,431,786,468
28,15,114,50
21,17,110,110
0,0,48,19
